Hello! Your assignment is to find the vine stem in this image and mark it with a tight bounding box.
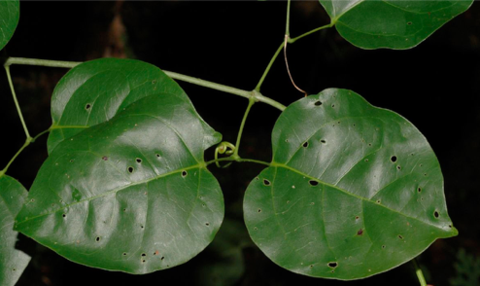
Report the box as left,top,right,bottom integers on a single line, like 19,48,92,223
288,23,334,44
233,97,256,158
285,0,291,37
4,57,81,68
412,259,428,286
205,157,270,167
254,42,284,92
4,57,286,111
0,128,51,176
4,65,31,140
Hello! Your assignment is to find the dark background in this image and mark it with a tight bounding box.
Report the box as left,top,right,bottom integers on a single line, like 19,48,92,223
1,1,479,285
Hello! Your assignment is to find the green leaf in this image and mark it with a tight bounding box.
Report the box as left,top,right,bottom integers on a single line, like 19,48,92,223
319,0,473,49
244,88,457,280
0,175,31,286
15,85,224,273
47,58,188,153
0,0,19,51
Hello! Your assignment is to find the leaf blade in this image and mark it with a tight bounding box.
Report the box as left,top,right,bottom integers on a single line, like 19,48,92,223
16,80,224,274
244,88,456,279
0,0,19,51
319,0,473,49
0,175,31,286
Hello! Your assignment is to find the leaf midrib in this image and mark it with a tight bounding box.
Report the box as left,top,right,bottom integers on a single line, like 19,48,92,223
15,164,204,228
270,162,448,232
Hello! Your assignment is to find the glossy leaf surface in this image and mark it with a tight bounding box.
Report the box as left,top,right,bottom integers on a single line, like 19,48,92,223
16,90,224,274
319,0,473,49
0,175,31,286
244,88,457,279
0,0,19,51
47,58,185,153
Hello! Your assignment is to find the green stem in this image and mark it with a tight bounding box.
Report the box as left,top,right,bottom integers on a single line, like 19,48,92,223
289,23,334,44
164,70,251,99
4,65,31,140
233,97,256,158
4,57,286,111
412,259,428,286
285,0,291,37
254,42,284,92
4,57,81,68
166,71,286,111
205,157,270,167
0,139,30,177
0,128,51,176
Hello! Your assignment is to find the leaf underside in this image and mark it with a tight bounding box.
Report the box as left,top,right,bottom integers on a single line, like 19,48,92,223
319,0,473,49
0,0,19,51
244,88,456,280
0,175,31,286
15,60,224,274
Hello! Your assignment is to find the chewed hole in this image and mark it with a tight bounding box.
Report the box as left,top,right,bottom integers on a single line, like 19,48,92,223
376,199,381,204
314,100,322,106
320,139,326,144
128,166,134,173
142,260,146,263
257,209,262,213
95,237,100,242
123,252,127,256
156,153,161,158
205,222,210,226
136,158,142,164
302,142,309,148
263,179,271,186
382,245,386,249
328,262,338,268
85,103,92,110
418,187,422,193
397,165,401,170
434,211,439,218
331,104,335,108
141,253,146,257
448,224,452,228
161,256,165,260
391,156,397,163
62,213,66,218
309,180,319,186
181,170,187,177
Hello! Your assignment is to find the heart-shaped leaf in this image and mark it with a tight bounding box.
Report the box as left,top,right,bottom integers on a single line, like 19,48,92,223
319,0,473,49
0,0,19,51
47,58,187,153
244,88,457,280
15,87,224,273
0,175,31,286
